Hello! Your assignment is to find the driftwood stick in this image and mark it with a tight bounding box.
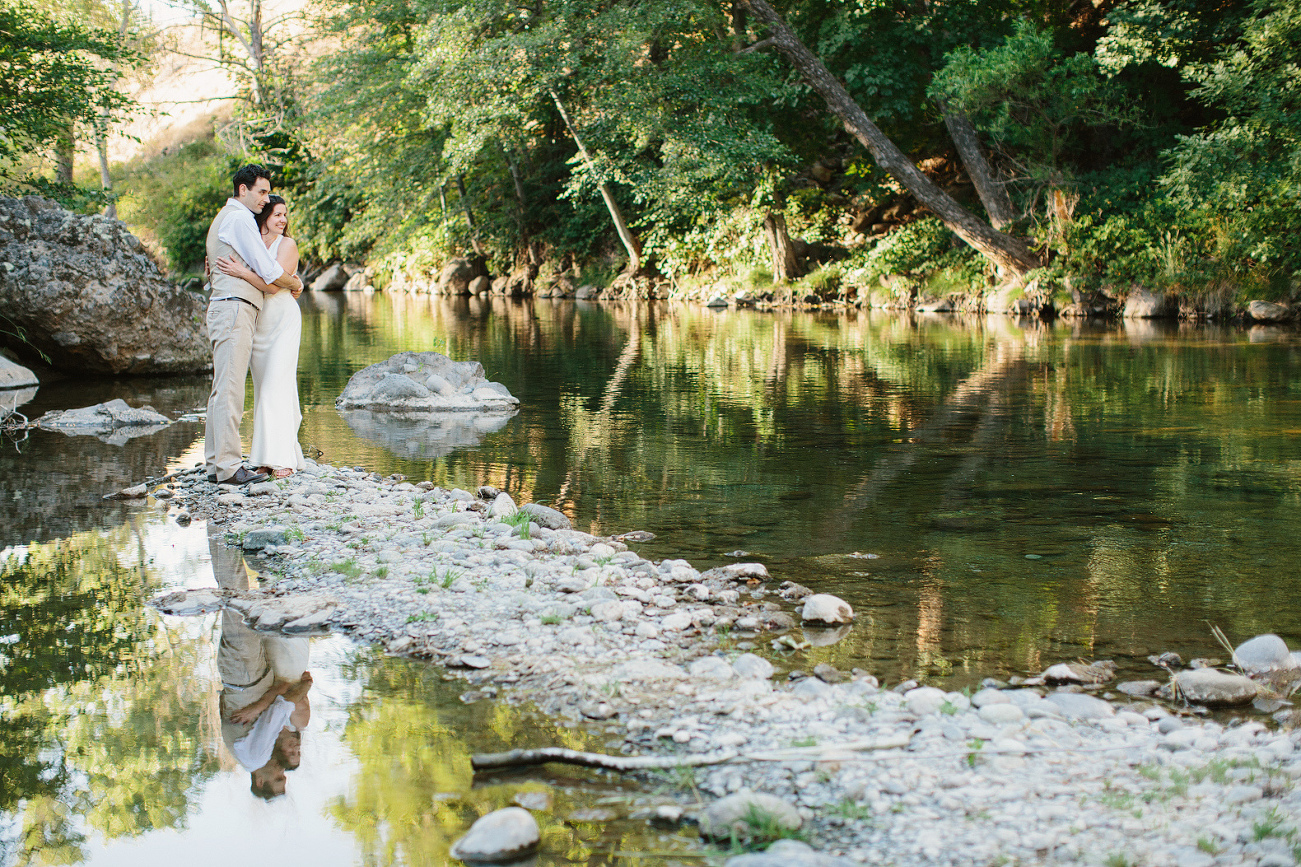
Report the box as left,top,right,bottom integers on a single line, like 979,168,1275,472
471,732,913,773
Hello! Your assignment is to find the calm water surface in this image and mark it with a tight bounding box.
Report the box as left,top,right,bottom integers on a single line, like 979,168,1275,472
3,293,1300,865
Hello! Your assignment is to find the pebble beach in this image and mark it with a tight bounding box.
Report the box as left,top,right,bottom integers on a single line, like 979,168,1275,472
149,460,1301,867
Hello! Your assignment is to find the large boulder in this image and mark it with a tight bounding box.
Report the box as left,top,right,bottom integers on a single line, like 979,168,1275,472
311,263,349,291
0,195,208,372
0,196,209,374
1122,287,1177,319
1247,300,1292,323
1235,634,1298,674
335,351,519,413
438,257,488,295
0,354,38,389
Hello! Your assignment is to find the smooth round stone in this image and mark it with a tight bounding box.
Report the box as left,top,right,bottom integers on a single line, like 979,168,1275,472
905,686,947,716
689,655,735,680
792,677,831,698
449,807,540,863
1043,692,1115,720
800,594,854,625
971,688,1012,708
978,703,1025,725
1173,670,1258,706
699,790,802,841
1233,634,1297,674
732,653,775,680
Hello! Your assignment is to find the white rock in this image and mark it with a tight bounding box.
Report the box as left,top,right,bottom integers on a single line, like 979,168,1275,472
732,653,775,680
1043,693,1115,719
449,807,539,862
978,704,1025,725
1233,634,1297,673
698,790,802,841
800,594,854,625
689,656,735,680
489,492,518,518
905,686,947,716
1174,670,1258,706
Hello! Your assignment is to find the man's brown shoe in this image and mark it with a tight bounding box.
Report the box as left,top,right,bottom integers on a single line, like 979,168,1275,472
217,466,270,485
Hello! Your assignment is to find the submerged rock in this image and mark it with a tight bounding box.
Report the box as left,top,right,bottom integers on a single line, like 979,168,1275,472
335,351,519,413
1247,300,1291,323
449,806,540,863
1042,660,1117,684
1173,670,1258,706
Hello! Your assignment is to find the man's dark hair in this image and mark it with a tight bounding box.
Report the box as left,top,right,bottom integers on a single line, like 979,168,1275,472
232,164,271,197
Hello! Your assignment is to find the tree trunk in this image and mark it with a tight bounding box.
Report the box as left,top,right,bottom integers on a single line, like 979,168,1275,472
550,90,643,274
763,212,802,282
941,108,1017,230
739,0,1040,277
55,124,75,185
96,124,115,218
454,175,486,256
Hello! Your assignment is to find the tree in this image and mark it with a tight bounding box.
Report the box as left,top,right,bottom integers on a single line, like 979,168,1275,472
737,0,1042,276
0,0,136,190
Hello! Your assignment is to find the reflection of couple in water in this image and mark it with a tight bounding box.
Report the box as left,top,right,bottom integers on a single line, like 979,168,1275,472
210,524,311,799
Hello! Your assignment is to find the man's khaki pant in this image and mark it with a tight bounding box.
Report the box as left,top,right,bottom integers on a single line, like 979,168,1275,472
204,298,259,480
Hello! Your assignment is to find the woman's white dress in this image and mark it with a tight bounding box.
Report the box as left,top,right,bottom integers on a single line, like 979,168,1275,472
249,235,305,472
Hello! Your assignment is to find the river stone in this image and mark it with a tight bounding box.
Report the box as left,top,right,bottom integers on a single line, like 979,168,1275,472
698,790,802,841
1234,634,1298,674
335,351,518,413
1123,287,1177,319
489,492,518,518
0,354,37,388
732,653,775,680
242,525,289,551
449,807,540,863
801,594,854,625
437,256,487,295
36,399,172,443
971,688,1012,708
723,839,856,866
0,196,209,374
802,625,852,647
1043,692,1115,719
1118,680,1163,697
1174,670,1258,706
984,703,1029,727
1041,660,1117,684
905,686,948,716
311,263,349,291
520,503,571,530
1248,300,1291,323
149,588,225,616
689,655,735,680
700,563,770,583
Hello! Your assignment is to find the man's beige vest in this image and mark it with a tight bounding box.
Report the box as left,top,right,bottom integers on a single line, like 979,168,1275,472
206,201,265,309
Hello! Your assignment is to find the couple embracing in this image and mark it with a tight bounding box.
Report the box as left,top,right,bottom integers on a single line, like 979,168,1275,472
204,164,306,486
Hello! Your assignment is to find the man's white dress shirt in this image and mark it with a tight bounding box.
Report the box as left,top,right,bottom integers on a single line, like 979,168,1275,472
217,197,285,285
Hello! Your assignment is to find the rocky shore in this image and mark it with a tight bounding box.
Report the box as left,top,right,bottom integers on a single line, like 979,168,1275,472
150,462,1301,867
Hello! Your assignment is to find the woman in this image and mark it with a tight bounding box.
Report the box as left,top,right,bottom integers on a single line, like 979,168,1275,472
214,194,306,479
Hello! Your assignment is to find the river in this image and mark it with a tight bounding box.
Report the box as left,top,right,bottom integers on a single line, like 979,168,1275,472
2,293,1299,865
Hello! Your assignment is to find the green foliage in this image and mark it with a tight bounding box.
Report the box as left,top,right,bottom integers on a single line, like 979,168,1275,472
0,0,137,184
116,137,237,272
1162,0,1301,277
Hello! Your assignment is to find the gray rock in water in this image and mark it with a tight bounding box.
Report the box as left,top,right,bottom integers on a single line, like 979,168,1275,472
1117,680,1163,697
1234,634,1298,674
520,502,571,530
801,625,851,647
149,588,225,616
698,790,802,842
335,351,518,413
1043,692,1115,719
0,195,208,374
1041,660,1117,684
0,384,38,422
241,595,337,631
801,594,854,625
1174,669,1258,706
0,354,37,389
701,562,769,583
449,807,540,863
340,407,513,462
37,399,173,444
1123,287,1177,319
310,263,349,291
724,839,856,867
1247,300,1292,323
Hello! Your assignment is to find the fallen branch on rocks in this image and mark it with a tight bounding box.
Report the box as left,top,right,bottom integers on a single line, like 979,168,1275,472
471,732,914,772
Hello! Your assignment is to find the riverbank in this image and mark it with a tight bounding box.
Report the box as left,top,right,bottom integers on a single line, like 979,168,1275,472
155,461,1301,867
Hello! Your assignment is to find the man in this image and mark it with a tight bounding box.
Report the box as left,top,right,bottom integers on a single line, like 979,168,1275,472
203,164,302,485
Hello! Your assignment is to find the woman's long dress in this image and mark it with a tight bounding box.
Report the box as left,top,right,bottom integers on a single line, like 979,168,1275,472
249,235,305,473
